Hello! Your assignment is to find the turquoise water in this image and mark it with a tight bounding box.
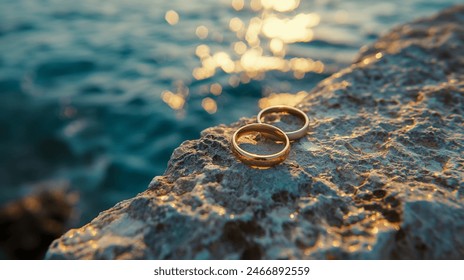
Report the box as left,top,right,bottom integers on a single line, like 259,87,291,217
0,0,460,224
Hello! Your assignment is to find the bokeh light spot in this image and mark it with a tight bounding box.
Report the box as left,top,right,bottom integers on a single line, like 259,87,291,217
196,25,209,39
165,10,179,25
202,97,218,114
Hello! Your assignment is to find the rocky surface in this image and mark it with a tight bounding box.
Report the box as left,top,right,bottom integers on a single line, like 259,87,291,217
46,6,464,259
0,185,79,259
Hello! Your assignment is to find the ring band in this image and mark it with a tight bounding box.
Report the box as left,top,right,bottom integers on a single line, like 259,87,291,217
257,105,309,140
231,123,290,167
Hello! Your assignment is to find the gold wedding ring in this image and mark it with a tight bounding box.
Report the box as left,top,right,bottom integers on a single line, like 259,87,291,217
231,123,290,167
257,105,309,140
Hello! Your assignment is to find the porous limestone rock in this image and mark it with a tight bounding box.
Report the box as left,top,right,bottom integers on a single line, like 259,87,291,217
46,6,464,259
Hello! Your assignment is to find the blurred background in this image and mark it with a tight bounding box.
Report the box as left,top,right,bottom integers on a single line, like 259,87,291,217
0,0,460,259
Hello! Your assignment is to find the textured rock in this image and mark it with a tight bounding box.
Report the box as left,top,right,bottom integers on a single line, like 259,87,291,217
0,185,79,259
46,6,464,260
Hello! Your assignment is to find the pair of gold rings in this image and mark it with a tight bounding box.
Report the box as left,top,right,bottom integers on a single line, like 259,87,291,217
231,105,309,167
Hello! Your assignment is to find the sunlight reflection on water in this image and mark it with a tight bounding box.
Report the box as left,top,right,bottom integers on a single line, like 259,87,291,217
162,0,325,115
